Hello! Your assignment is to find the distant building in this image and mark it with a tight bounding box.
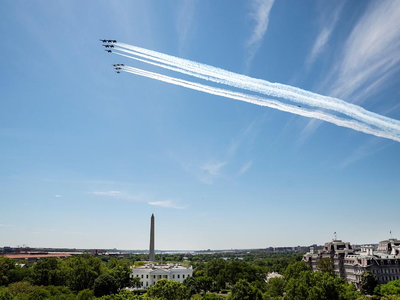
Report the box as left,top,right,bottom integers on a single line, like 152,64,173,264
132,264,193,288
303,238,400,288
266,272,283,282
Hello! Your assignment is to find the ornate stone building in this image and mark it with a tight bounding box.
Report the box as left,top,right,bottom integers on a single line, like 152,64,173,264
303,238,400,288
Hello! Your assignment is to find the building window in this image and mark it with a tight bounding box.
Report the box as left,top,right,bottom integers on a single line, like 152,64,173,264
141,275,143,278
146,282,148,287
146,275,149,278
178,275,180,279
183,274,185,279
154,275,156,279
173,275,175,278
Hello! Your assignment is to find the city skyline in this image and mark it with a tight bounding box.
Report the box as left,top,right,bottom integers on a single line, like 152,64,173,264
1,0,400,250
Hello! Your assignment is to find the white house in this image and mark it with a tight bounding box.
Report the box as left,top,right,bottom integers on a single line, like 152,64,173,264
132,264,193,288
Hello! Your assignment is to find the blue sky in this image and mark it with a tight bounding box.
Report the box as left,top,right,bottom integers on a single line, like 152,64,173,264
1,0,400,250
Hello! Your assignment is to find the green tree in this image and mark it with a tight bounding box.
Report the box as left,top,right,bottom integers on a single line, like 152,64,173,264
0,288,13,300
316,258,335,276
109,262,132,291
32,257,66,286
265,277,286,298
7,281,36,296
183,275,200,297
7,265,32,284
130,276,142,289
147,279,188,300
379,280,400,296
284,270,358,300
0,257,15,286
360,272,379,295
283,261,310,281
381,296,400,300
133,261,145,267
196,276,213,294
76,289,95,300
93,274,119,297
63,254,104,292
191,293,224,300
27,287,51,300
205,259,226,281
230,279,262,300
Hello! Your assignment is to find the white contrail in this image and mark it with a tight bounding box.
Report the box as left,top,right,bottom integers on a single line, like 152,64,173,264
121,65,400,142
114,43,400,135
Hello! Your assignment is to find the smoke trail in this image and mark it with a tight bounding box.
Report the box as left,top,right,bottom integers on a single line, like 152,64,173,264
121,65,400,143
115,43,400,135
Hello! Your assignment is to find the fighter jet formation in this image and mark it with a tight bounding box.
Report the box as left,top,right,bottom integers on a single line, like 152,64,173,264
100,39,124,74
99,39,117,43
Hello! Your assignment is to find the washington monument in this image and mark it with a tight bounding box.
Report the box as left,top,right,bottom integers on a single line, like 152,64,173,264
149,213,155,261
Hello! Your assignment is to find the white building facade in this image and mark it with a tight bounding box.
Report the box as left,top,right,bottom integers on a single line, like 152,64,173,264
132,264,193,288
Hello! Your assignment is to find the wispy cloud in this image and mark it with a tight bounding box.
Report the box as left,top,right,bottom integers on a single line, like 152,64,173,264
0,224,13,227
176,0,197,54
199,161,227,184
148,200,185,210
306,1,345,68
54,194,62,198
246,0,275,69
88,190,186,209
340,139,393,168
88,191,122,197
328,0,400,102
201,161,227,177
87,190,148,202
197,119,262,184
238,161,253,176
299,0,400,144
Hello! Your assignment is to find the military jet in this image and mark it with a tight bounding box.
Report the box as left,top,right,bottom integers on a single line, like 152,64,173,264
99,39,107,42
103,45,114,48
115,67,122,70
116,71,121,74
105,50,112,53
112,64,124,67
297,105,301,108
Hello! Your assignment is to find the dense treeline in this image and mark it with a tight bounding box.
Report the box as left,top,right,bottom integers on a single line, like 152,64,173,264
1,254,400,299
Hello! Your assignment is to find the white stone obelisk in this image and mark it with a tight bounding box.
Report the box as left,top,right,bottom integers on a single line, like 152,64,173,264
149,214,155,261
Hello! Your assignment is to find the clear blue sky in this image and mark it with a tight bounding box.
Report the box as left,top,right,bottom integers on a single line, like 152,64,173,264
1,0,400,250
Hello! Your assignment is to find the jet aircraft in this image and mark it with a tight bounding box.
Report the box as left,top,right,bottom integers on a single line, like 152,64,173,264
115,67,122,70
105,50,112,53
100,39,117,43
103,45,114,48
116,71,121,74
112,64,124,67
